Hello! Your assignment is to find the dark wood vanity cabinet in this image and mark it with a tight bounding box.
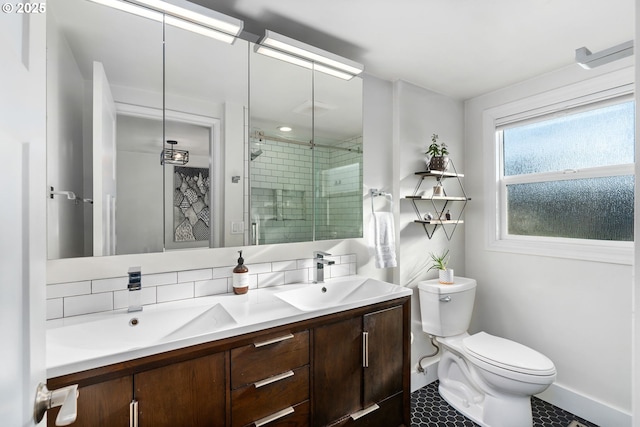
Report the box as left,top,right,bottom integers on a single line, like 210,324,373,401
313,305,407,427
47,297,409,427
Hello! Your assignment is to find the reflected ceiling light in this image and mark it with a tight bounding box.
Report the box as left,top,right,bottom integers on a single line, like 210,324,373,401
257,30,364,80
161,140,189,165
575,40,634,69
88,0,163,21
164,16,235,43
87,0,243,43
278,126,292,132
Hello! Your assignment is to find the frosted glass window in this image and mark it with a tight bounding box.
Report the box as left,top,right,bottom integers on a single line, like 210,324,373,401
503,101,635,176
498,97,635,243
507,176,634,241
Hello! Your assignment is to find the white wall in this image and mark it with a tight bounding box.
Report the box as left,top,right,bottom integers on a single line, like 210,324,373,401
46,12,86,259
394,80,465,388
465,59,634,426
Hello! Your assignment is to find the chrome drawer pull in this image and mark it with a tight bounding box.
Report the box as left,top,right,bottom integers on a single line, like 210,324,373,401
254,333,294,348
254,370,294,388
350,403,379,421
254,406,295,427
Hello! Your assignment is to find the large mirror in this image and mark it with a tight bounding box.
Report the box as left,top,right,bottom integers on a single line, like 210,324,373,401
46,0,362,260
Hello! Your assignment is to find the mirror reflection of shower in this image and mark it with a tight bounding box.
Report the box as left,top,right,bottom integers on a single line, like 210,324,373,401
251,130,265,161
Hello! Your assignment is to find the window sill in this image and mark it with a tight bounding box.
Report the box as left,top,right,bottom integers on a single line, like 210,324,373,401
487,237,632,265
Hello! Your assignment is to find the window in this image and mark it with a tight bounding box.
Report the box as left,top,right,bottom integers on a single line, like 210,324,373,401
484,70,635,264
499,99,635,241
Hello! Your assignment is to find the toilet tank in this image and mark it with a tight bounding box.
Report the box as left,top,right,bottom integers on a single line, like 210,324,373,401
418,277,477,337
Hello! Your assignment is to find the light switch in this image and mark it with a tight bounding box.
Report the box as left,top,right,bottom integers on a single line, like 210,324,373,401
231,221,244,234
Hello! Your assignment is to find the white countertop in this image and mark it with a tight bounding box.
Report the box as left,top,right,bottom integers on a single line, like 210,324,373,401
47,276,412,378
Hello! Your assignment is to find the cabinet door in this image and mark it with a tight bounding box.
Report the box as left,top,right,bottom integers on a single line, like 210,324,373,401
47,376,132,427
363,306,404,407
135,352,227,426
312,316,362,427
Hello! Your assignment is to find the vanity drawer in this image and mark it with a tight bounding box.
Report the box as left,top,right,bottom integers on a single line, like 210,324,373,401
231,330,309,389
241,400,310,427
328,393,403,427
232,366,309,427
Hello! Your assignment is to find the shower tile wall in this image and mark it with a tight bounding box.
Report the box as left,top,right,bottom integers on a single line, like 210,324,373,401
250,136,363,244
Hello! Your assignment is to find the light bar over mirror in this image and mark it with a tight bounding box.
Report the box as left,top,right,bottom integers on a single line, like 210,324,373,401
256,30,364,80
86,0,243,43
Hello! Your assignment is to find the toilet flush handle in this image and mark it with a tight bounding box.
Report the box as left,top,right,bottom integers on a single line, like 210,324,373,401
439,296,451,302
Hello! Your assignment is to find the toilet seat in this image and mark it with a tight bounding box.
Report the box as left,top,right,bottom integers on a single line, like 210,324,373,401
462,332,556,378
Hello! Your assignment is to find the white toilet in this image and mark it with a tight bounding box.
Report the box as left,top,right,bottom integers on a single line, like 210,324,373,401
418,277,556,427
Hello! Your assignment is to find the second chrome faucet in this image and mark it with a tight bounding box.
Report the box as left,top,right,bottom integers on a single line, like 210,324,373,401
313,251,335,283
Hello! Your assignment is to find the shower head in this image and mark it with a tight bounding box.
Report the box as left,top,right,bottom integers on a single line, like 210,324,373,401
251,149,263,161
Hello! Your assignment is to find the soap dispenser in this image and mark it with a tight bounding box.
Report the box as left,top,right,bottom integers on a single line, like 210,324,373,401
232,250,249,295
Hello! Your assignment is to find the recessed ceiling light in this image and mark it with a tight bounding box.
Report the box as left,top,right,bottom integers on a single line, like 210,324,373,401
278,126,292,132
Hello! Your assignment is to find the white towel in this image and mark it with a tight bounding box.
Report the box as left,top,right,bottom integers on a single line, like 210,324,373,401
369,212,397,268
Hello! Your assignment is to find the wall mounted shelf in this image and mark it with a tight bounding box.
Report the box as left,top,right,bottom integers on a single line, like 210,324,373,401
404,160,470,240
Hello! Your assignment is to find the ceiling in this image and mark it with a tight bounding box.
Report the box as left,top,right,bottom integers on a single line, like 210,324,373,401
199,0,634,100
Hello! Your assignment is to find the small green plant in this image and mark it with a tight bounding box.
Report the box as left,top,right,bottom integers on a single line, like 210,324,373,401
427,249,450,271
425,134,449,157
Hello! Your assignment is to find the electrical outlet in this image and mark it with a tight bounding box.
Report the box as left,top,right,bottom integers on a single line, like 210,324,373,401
568,421,588,427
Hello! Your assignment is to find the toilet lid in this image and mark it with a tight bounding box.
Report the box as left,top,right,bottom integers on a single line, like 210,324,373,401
462,332,556,376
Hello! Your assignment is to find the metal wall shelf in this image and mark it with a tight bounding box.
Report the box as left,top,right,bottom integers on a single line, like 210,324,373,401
405,160,469,240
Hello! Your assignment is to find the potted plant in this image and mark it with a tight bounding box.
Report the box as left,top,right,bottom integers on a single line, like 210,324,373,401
428,249,454,284
425,133,449,171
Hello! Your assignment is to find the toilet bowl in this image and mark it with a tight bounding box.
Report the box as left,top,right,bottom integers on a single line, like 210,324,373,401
418,277,556,427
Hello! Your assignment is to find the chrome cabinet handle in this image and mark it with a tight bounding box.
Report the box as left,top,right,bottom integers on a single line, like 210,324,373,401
254,406,294,426
129,400,138,427
350,403,379,420
254,370,294,388
254,333,294,348
439,296,451,302
362,332,369,368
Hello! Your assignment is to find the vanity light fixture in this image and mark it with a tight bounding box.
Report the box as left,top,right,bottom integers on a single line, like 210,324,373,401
575,40,634,69
161,140,189,165
87,0,243,43
256,30,364,80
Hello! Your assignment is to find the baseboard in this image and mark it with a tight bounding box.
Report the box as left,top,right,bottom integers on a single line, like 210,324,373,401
410,359,439,392
536,383,631,427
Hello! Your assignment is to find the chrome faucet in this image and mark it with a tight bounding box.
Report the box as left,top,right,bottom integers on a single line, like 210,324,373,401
127,266,142,312
313,251,335,283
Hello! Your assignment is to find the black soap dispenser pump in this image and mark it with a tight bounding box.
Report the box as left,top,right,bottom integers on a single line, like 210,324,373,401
232,250,249,295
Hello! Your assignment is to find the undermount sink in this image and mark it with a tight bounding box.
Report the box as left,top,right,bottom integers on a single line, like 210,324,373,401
274,276,408,312
47,303,237,353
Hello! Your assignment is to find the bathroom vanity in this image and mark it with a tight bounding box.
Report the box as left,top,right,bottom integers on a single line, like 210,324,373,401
46,277,411,427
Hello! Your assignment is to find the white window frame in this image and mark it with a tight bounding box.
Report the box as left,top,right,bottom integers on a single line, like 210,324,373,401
483,68,635,265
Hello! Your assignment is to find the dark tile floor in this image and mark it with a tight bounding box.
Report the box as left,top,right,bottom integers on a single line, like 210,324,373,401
410,381,599,427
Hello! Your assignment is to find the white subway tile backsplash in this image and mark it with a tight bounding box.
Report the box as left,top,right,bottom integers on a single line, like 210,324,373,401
257,272,285,288
272,260,298,271
47,281,91,299
64,293,113,317
331,263,351,278
178,268,213,283
92,277,127,293
113,287,157,310
194,278,228,297
51,253,356,319
47,298,63,320
157,282,194,303
284,269,308,284
212,267,232,279
247,263,272,274
145,272,178,286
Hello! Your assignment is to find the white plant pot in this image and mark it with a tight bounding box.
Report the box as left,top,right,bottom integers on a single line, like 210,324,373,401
439,269,454,284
